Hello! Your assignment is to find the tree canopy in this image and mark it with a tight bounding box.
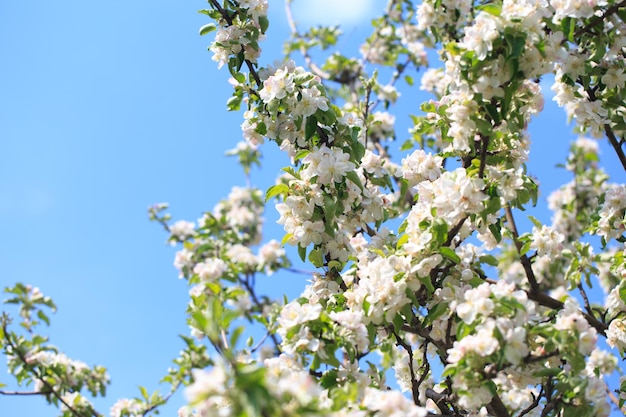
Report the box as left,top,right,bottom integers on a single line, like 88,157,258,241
3,1,626,416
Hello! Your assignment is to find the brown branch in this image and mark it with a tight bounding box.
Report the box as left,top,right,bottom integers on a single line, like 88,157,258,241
400,323,448,359
577,282,593,316
581,84,626,172
425,388,454,415
478,134,489,179
604,123,626,172
486,393,512,417
504,206,539,292
414,343,431,405
363,82,373,149
392,330,421,405
518,387,543,417
504,206,608,335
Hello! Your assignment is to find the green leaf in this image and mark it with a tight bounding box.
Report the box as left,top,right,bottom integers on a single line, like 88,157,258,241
36,310,50,326
424,302,448,326
281,166,301,180
308,249,324,268
258,16,269,33
298,244,307,262
439,246,460,263
345,170,363,191
396,233,408,250
199,23,217,36
139,385,149,400
520,241,532,256
328,260,343,270
294,149,310,161
350,138,366,162
488,223,502,243
305,115,318,141
320,369,338,389
432,219,448,244
475,118,493,136
230,326,245,348
265,183,289,202
198,9,220,19
508,34,526,60
226,95,242,111
323,195,336,225
480,254,499,267
528,215,542,228
420,275,435,294
562,18,575,43
476,3,502,16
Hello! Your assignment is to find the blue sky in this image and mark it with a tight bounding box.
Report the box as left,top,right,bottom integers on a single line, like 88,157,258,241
0,1,623,416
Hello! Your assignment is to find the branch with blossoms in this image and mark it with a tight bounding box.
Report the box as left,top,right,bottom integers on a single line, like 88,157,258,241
184,0,626,416
1,286,108,417
6,1,626,417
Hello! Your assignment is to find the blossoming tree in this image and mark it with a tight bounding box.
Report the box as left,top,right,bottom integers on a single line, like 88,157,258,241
3,0,626,416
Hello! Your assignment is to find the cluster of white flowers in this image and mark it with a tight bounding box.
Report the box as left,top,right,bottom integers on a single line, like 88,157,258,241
530,225,565,259
368,111,396,142
211,186,265,244
401,149,442,186
184,363,232,415
209,0,268,69
404,168,487,255
110,398,143,417
596,184,626,242
169,1,626,416
416,0,472,32
170,220,196,242
461,13,500,60
60,392,95,415
361,387,428,417
21,350,109,394
346,255,412,325
555,299,598,355
550,0,608,22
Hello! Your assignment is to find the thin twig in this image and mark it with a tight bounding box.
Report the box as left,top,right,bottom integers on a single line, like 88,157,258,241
604,123,626,172
577,282,594,317
392,331,420,405
603,379,626,414
284,0,330,79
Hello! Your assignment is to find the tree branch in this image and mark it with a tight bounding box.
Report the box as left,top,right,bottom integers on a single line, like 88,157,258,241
1,321,101,417
392,331,421,406
604,123,626,172
574,0,626,39
504,206,608,335
486,393,512,417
